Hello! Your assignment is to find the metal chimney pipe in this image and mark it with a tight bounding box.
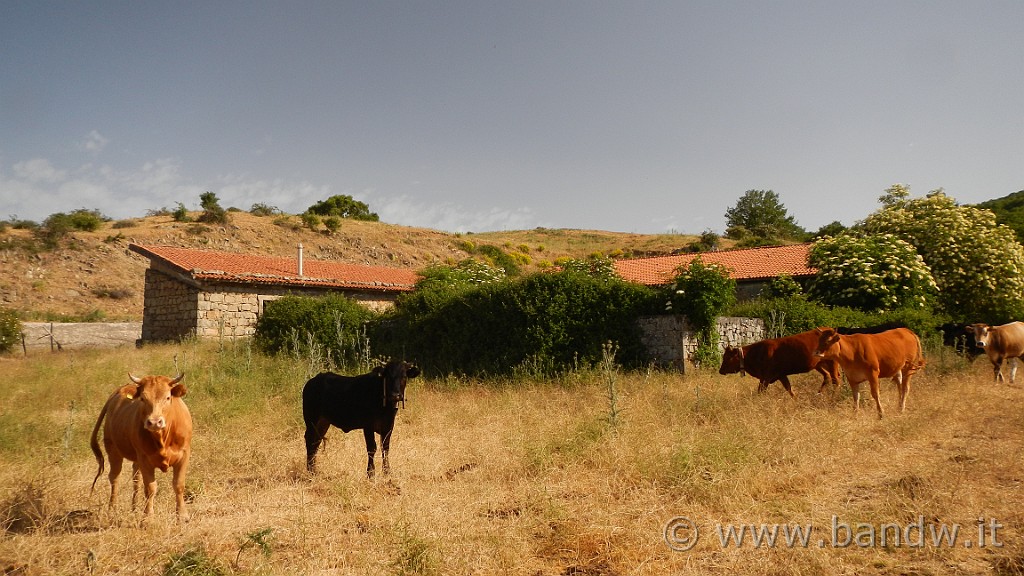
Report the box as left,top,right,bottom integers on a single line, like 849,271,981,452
298,243,304,277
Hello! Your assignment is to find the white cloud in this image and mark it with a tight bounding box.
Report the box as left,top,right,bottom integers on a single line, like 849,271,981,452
80,130,109,154
374,194,543,233
12,158,66,183
0,155,544,232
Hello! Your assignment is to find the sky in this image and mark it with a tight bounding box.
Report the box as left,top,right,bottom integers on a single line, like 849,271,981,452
2,2,1022,235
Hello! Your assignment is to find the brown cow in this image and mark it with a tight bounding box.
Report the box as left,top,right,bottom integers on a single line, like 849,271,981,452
719,330,841,397
90,373,193,519
965,322,1024,383
813,327,925,418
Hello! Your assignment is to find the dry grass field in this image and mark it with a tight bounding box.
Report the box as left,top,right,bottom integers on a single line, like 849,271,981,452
1,341,1022,575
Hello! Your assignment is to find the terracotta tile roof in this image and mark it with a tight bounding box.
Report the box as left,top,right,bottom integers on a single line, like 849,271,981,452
129,244,419,292
613,243,816,286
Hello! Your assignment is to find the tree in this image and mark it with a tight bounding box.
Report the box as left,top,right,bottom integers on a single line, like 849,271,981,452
306,195,379,222
811,221,847,240
724,189,805,245
807,232,937,311
860,186,1024,323
975,189,1024,244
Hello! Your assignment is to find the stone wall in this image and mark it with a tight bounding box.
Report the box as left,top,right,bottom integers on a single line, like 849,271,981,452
19,322,142,352
141,269,199,341
637,315,765,372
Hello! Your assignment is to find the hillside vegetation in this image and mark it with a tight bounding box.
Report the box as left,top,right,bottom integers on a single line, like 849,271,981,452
0,341,1021,575
0,211,716,322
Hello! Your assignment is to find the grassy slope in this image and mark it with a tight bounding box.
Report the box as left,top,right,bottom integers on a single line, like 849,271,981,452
0,212,710,322
0,342,1021,575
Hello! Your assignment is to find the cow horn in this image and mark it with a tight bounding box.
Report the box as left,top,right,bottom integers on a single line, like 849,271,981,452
128,373,142,384
170,373,185,385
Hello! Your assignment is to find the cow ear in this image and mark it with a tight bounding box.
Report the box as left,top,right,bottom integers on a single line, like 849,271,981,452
120,384,140,400
170,383,188,398
406,365,421,379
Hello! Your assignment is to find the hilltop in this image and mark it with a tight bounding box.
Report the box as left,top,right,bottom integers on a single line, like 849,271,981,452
0,211,713,321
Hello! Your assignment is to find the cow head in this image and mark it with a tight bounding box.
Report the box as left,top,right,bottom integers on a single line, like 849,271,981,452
127,373,186,431
373,361,420,409
813,327,840,358
967,323,992,349
719,346,744,376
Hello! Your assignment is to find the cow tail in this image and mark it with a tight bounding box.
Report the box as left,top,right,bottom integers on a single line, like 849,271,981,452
89,397,111,494
911,333,927,373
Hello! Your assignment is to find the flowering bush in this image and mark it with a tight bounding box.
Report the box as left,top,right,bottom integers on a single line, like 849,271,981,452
862,188,1024,322
808,233,937,311
666,258,736,367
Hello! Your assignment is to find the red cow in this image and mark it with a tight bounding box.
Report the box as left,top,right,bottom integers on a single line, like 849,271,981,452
965,322,1024,383
813,327,925,418
719,330,841,397
90,373,193,519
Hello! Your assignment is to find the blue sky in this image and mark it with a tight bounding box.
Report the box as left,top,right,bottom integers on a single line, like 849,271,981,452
2,1,1021,234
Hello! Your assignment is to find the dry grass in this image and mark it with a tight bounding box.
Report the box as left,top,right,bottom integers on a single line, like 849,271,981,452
1,342,1022,575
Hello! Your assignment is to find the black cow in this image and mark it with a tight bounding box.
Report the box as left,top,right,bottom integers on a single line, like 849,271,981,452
303,360,421,477
837,322,907,335
938,322,982,361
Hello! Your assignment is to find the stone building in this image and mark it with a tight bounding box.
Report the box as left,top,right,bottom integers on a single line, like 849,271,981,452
129,244,419,343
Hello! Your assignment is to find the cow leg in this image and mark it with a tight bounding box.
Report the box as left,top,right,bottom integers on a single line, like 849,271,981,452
130,463,142,511
139,465,158,516
849,382,861,413
757,379,770,393
993,358,1004,383
380,428,393,476
869,373,884,419
304,418,331,473
364,428,378,479
814,365,831,394
779,376,796,398
172,451,190,520
897,370,911,413
106,455,124,509
1009,358,1019,384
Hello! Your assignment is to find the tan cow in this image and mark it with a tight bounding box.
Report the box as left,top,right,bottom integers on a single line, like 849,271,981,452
813,327,925,418
90,373,193,519
965,322,1024,383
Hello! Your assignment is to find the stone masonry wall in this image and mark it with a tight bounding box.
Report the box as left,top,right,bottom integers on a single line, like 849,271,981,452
141,269,199,341
637,315,765,372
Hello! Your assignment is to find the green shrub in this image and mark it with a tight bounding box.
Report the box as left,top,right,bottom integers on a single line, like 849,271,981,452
249,203,281,217
306,194,379,221
300,212,321,231
172,203,192,222
162,545,226,576
198,192,230,224
371,270,660,378
728,296,863,337
254,294,376,369
727,295,945,340
0,307,21,354
323,216,342,234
